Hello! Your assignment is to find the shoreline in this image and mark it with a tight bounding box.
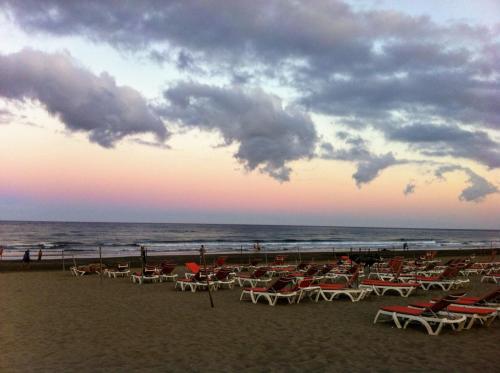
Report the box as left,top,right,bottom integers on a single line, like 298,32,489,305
1,248,496,272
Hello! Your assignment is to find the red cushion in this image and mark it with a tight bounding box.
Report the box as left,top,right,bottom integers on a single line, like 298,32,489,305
319,284,346,290
454,297,480,305
247,287,268,292
380,306,423,315
410,302,432,308
447,305,496,315
362,279,419,287
414,276,440,281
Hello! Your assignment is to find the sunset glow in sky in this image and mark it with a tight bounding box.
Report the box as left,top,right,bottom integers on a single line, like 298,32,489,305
0,1,499,228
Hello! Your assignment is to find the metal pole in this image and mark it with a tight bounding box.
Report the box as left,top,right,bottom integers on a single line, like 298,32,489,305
200,245,214,308
99,246,103,283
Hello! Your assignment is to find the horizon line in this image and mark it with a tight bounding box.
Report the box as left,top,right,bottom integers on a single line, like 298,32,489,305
0,218,498,232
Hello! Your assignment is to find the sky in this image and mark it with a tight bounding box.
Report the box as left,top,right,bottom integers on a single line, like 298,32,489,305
0,0,499,229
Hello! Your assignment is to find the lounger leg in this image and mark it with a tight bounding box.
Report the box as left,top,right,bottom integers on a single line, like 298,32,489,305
391,314,403,329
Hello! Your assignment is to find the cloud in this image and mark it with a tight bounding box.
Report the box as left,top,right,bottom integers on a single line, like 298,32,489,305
387,123,500,169
353,153,398,187
160,82,318,181
0,108,13,124
3,2,498,148
0,48,168,147
320,135,400,187
1,1,499,192
435,165,498,202
403,182,416,196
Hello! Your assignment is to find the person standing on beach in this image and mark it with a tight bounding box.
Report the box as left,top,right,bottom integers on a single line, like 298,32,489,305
22,249,30,268
0,246,3,260
37,245,43,261
403,242,408,251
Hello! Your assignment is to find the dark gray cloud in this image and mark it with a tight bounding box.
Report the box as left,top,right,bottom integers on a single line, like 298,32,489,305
387,123,500,169
320,135,399,187
0,49,168,147
160,82,318,181
435,165,498,202
2,1,498,158
403,182,416,196
0,108,13,124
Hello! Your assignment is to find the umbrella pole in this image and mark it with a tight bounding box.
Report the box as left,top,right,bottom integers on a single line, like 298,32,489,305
200,245,214,308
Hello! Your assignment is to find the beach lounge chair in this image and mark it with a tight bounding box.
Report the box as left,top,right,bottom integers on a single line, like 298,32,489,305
481,270,500,284
328,264,366,282
70,263,103,276
313,264,335,281
368,258,404,281
158,262,178,282
288,265,319,280
106,263,131,278
175,271,209,292
183,262,201,279
409,298,498,329
316,268,371,302
294,277,321,303
410,266,467,291
236,268,272,287
432,287,500,309
296,262,311,272
240,277,297,306
359,279,420,297
212,268,236,289
374,297,467,335
131,270,160,284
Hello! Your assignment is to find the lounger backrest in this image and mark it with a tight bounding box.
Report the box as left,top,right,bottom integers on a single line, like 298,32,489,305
305,265,319,276
439,266,457,279
185,262,201,274
390,260,403,277
214,269,231,280
269,277,293,292
297,277,314,289
318,264,334,275
346,267,360,288
297,262,310,270
426,297,452,314
252,268,268,278
481,287,500,302
161,263,176,274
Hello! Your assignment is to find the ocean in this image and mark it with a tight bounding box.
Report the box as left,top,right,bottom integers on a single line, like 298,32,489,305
0,220,498,260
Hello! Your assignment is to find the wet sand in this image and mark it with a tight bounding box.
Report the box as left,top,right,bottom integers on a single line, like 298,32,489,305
1,267,498,372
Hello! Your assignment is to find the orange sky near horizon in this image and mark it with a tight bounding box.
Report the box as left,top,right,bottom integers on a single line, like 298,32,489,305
1,117,498,228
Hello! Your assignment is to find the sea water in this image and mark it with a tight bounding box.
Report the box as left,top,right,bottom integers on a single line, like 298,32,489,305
0,220,498,260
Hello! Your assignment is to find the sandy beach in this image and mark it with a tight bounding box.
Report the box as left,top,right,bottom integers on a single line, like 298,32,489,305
1,261,498,372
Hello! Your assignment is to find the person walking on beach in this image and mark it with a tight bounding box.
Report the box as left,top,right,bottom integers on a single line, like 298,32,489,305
140,245,147,264
37,245,43,261
403,242,408,251
0,246,3,260
22,249,30,268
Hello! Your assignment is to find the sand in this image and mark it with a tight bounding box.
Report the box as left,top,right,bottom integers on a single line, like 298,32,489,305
1,265,499,372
